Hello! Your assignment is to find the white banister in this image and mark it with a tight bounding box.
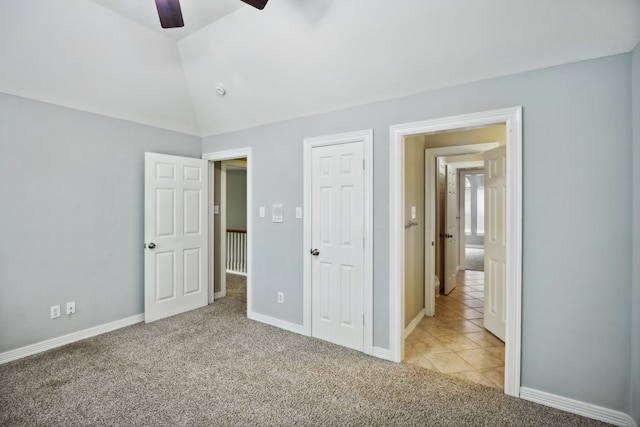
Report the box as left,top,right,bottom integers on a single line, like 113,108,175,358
226,230,247,275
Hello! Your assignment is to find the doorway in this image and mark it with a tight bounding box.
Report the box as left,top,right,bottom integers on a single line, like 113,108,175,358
462,169,485,272
389,107,523,397
212,158,247,301
202,148,253,317
408,147,501,388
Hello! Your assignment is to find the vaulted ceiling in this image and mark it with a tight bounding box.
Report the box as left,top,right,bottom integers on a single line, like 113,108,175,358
1,0,639,137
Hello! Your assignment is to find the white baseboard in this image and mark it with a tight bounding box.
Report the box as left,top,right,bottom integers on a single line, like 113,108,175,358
520,387,635,427
0,314,144,365
372,346,392,361
404,309,425,340
226,270,247,277
248,312,307,336
214,291,225,299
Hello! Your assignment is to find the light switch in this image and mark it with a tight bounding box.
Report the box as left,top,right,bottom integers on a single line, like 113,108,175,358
272,204,283,223
411,206,416,220
214,205,220,215
259,206,265,218
296,207,302,219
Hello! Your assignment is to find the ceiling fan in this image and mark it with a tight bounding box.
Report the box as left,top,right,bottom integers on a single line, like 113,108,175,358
154,0,269,28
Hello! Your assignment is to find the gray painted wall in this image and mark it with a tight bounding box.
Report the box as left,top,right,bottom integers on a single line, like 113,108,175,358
630,42,640,426
0,93,201,352
202,54,635,413
226,169,247,231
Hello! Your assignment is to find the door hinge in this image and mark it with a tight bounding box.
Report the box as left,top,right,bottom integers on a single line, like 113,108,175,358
363,159,365,170
363,315,365,325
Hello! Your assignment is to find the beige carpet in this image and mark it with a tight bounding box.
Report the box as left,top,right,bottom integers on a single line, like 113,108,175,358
0,274,609,426
465,247,484,271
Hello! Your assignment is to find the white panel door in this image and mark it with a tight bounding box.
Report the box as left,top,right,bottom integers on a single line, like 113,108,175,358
484,146,507,341
311,141,364,351
443,163,458,295
144,152,208,323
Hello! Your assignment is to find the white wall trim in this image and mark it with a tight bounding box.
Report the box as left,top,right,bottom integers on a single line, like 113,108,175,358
372,346,392,361
0,314,144,365
302,129,374,355
202,148,252,318
404,309,425,340
520,387,635,427
248,312,307,336
389,107,523,398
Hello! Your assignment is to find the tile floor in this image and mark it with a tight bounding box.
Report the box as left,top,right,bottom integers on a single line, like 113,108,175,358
403,269,505,389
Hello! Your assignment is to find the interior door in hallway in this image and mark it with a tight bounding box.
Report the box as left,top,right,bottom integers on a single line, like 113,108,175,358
144,152,209,323
310,141,364,352
484,146,506,341
443,163,458,294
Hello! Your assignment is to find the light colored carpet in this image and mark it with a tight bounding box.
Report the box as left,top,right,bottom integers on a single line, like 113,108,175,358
465,247,484,271
0,274,608,426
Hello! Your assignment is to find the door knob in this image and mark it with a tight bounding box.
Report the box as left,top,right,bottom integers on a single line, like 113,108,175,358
147,242,156,249
310,249,320,256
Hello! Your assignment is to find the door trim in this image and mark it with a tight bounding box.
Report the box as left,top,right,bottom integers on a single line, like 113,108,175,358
389,107,522,397
303,129,374,355
202,148,253,316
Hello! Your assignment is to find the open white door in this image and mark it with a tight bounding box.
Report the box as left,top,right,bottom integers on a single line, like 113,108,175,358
484,146,506,341
310,141,364,351
443,163,458,294
144,152,209,323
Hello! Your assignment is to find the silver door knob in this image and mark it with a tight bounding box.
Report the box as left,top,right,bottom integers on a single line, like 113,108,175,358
147,242,156,249
310,249,319,256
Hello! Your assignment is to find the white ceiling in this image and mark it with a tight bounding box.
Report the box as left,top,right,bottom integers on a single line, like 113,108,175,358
1,0,639,137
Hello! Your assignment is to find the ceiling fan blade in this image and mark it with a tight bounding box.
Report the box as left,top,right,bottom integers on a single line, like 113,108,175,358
240,0,269,10
155,0,184,28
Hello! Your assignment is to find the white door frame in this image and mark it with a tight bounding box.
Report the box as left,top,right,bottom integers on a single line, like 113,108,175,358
202,148,253,316
389,107,523,397
303,129,374,355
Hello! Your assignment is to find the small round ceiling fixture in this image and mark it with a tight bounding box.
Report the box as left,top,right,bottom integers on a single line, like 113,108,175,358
215,84,226,96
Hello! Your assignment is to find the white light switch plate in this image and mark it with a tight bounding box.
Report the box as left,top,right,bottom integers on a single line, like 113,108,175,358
296,207,302,219
259,206,265,218
272,204,283,223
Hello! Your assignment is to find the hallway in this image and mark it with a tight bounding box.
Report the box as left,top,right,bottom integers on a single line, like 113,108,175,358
404,270,504,389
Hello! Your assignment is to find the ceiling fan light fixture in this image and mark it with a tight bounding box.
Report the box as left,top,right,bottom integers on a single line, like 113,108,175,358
154,0,184,28
240,0,269,10
154,0,268,32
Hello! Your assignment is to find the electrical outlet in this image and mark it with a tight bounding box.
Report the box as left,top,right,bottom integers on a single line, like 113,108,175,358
50,305,60,319
277,292,284,304
66,301,75,315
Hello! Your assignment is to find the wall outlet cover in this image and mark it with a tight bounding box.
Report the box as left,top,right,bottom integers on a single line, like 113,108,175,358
50,305,60,319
